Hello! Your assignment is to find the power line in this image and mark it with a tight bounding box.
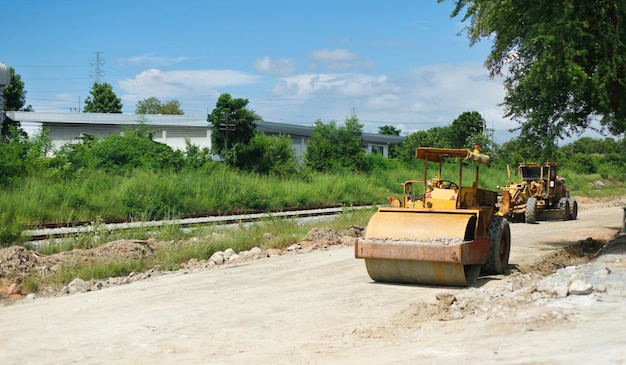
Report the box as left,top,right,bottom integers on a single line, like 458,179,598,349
10,65,89,68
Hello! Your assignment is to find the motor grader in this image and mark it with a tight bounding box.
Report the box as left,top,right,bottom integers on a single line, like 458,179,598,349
354,146,511,287
498,162,577,224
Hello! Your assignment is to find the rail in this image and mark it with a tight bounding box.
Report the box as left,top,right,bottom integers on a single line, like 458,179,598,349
24,205,372,241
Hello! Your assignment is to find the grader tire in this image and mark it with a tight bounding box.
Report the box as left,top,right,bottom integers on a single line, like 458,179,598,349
525,197,538,224
569,199,578,220
481,216,511,275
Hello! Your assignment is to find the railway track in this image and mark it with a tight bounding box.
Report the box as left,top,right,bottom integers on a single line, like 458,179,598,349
24,205,371,241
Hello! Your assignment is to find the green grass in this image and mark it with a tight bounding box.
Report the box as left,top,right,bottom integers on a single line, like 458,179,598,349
1,161,624,250
28,207,375,291
53,257,150,284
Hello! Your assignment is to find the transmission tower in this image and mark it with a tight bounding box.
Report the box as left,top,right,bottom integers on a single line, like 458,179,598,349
90,51,105,83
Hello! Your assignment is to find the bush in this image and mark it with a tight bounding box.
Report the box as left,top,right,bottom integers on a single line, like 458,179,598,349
51,126,185,174
569,153,597,174
232,133,299,177
304,116,365,172
0,212,26,247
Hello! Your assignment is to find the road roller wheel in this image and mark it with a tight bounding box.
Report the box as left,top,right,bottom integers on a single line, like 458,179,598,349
481,216,511,275
464,264,481,286
364,259,480,287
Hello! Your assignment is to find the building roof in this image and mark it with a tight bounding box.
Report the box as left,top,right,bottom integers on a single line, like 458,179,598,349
5,111,208,127
256,120,405,144
5,111,405,144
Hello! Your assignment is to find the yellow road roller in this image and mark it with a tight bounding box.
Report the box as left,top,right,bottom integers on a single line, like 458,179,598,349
355,146,511,286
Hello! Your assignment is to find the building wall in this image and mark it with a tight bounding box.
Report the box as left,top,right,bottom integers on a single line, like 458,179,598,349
45,123,212,152
7,111,404,158
44,122,396,159
153,127,212,151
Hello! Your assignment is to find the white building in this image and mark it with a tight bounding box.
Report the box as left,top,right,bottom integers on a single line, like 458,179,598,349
5,111,404,158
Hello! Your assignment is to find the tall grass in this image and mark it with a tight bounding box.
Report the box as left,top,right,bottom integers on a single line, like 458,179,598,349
0,159,624,248
2,167,393,227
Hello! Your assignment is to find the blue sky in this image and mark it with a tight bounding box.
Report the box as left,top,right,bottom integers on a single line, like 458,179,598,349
2,0,521,142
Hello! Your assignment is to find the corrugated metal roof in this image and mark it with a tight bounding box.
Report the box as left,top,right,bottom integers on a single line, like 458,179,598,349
6,111,405,144
258,120,405,144
6,111,208,127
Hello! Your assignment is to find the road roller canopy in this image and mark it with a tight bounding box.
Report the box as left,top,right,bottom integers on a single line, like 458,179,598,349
415,147,491,165
355,145,506,287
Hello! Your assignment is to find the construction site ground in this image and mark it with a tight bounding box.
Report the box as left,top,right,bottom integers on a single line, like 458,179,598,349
1,196,626,364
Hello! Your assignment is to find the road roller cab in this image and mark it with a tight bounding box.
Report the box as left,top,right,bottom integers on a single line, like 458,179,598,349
354,146,511,286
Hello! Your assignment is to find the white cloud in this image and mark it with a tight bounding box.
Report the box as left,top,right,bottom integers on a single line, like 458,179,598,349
273,73,395,97
309,48,373,72
118,68,261,114
117,54,189,68
310,48,357,63
107,62,518,142
254,56,296,76
382,63,515,135
253,62,518,142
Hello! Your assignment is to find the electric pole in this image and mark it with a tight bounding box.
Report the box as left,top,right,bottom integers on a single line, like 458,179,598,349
219,111,236,163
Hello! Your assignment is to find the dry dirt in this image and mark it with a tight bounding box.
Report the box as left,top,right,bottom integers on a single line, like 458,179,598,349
1,196,626,364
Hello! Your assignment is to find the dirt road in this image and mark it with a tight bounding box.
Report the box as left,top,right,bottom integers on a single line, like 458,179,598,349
2,203,626,364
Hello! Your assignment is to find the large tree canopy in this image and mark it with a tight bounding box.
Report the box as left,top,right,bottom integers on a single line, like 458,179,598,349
304,115,365,172
448,111,484,149
445,0,626,144
136,97,184,115
1,68,31,140
207,93,260,162
83,82,123,113
2,67,29,111
378,125,401,136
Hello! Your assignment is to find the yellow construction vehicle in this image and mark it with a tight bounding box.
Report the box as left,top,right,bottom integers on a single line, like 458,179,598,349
354,146,511,286
498,162,577,224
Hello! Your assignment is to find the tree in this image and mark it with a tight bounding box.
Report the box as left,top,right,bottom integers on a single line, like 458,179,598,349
394,129,448,163
0,125,29,185
0,124,51,186
136,97,184,115
304,121,335,171
1,67,31,140
445,0,626,145
378,125,401,136
207,93,260,163
135,97,162,114
304,115,365,172
448,111,484,149
337,115,366,170
497,137,544,166
160,100,183,115
232,133,298,177
378,125,402,158
83,82,123,113
3,67,31,111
